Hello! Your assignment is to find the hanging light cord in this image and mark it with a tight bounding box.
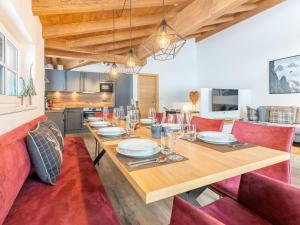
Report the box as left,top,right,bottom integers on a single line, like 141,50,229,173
116,0,127,17
162,0,165,20
113,9,115,63
129,0,132,50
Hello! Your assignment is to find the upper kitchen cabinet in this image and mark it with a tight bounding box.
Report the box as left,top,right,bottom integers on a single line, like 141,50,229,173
45,69,66,91
83,72,100,92
66,71,82,92
115,74,133,108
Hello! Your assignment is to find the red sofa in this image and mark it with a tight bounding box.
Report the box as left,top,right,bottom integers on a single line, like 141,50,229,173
0,115,119,225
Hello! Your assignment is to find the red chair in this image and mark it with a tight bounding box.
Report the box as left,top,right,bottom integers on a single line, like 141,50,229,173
210,121,295,199
165,113,178,123
190,116,224,132
155,112,163,124
170,173,300,225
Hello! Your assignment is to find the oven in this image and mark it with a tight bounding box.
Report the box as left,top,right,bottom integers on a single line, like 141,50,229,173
82,108,102,122
100,82,114,93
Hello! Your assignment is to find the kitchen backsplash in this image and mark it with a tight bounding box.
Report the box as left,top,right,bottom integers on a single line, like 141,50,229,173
46,91,115,108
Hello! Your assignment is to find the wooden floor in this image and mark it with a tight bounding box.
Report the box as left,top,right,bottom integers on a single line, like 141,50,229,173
76,133,300,225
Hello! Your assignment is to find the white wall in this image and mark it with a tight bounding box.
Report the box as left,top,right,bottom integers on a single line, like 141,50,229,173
0,0,45,134
197,0,300,109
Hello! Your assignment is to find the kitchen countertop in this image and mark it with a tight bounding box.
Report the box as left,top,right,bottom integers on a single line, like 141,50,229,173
45,105,115,113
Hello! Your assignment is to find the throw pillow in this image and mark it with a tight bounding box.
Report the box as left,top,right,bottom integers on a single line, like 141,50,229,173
247,106,258,121
40,120,64,151
296,108,300,124
258,106,270,122
269,106,294,124
27,125,62,184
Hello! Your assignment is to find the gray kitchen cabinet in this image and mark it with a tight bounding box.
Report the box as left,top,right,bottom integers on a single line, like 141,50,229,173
66,71,82,92
83,72,100,92
45,69,66,91
45,111,65,136
115,74,133,108
65,108,83,132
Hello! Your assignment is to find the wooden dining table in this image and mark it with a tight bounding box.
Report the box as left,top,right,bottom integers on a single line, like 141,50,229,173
85,121,290,204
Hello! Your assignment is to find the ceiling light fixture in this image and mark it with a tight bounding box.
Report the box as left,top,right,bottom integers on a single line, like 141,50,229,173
143,0,186,61
108,10,121,80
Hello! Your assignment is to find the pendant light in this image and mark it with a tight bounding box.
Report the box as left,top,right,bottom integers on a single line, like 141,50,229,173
108,10,121,80
142,0,186,61
124,0,142,74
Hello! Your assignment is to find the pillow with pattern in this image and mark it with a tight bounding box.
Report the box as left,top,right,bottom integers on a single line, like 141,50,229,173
40,120,64,151
269,107,294,124
247,106,258,121
27,125,62,185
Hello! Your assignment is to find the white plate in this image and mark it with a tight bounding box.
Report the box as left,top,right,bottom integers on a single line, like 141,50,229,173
140,118,154,125
118,139,158,152
117,147,161,158
90,121,110,128
87,117,102,122
198,131,237,144
162,123,181,131
98,127,126,136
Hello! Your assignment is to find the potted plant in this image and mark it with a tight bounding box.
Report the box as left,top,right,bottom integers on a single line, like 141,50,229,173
27,64,37,105
18,77,28,106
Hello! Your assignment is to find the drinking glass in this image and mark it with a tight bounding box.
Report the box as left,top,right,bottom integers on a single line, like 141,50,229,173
148,107,156,123
161,125,184,156
128,110,139,137
183,112,191,125
168,114,175,124
103,107,109,121
113,108,120,126
119,106,125,120
183,124,196,141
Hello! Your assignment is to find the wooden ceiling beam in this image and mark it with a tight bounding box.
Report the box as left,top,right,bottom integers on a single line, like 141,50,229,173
228,3,258,14
137,0,249,59
205,16,236,26
63,60,95,70
196,0,284,42
33,0,187,16
66,27,155,48
45,49,146,65
43,13,175,39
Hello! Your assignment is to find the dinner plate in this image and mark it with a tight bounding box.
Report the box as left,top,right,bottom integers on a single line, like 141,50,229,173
98,127,126,136
87,117,102,122
90,121,110,128
198,131,237,144
140,118,154,125
117,147,161,158
118,139,158,152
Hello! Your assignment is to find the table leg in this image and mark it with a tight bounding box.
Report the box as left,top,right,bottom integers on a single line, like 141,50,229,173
93,149,106,165
178,186,208,207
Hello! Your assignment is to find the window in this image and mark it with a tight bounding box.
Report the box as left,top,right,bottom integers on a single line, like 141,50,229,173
0,32,19,96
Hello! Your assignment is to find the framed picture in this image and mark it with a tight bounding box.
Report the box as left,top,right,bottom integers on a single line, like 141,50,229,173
269,55,300,94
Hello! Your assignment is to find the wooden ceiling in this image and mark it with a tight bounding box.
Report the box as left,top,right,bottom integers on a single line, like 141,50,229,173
33,0,284,70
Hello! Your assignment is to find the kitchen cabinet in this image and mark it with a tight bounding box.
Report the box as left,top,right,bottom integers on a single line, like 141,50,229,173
65,108,83,132
83,72,100,92
45,111,65,136
115,74,133,108
45,69,66,91
66,71,82,92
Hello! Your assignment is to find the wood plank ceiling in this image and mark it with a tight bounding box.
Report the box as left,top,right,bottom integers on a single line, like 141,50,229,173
32,0,284,70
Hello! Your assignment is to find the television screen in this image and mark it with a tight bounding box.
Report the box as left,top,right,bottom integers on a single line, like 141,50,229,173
212,89,238,112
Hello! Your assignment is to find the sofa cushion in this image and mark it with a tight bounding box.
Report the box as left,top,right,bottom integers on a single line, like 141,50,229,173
269,106,294,124
27,125,62,184
257,106,270,122
40,120,64,150
202,197,271,225
295,107,300,124
247,106,258,121
0,115,47,225
3,137,119,225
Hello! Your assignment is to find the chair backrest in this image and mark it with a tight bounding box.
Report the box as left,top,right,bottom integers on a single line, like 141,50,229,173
165,113,178,123
0,115,47,225
155,112,163,124
238,173,300,225
190,116,224,132
232,121,295,183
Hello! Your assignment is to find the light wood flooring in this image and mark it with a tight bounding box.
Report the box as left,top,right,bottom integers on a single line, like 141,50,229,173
74,133,300,225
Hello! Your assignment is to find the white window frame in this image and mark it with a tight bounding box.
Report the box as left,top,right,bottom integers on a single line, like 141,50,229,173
0,31,19,97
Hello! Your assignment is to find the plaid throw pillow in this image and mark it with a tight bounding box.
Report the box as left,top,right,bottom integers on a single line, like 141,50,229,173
27,125,62,184
40,120,64,151
269,107,294,124
247,106,258,121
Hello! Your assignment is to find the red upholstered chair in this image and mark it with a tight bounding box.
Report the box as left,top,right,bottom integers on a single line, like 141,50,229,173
210,121,295,199
155,112,164,124
190,116,224,132
170,173,300,225
165,113,178,123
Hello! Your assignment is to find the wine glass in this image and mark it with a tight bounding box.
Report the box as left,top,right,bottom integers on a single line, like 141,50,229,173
183,124,196,141
183,111,191,125
148,107,156,123
113,108,120,126
119,106,125,120
128,110,139,137
103,107,109,121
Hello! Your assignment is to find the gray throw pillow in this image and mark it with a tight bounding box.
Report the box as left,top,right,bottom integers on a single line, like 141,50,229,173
27,125,62,185
247,106,258,121
40,120,64,151
258,106,270,122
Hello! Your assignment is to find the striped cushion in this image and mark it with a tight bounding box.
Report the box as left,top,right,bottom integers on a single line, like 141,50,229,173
40,120,64,151
269,107,294,124
27,125,62,184
247,106,258,121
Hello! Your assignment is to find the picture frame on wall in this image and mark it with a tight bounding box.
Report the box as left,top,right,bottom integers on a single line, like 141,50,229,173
269,55,300,94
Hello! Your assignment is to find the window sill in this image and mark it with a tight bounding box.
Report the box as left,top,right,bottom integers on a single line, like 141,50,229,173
0,105,37,116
